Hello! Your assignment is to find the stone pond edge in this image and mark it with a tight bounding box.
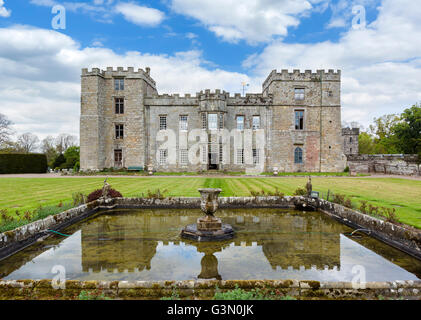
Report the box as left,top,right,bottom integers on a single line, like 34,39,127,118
1,279,421,299
1,196,421,299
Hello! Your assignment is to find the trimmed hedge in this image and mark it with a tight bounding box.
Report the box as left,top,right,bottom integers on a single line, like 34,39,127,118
0,153,48,174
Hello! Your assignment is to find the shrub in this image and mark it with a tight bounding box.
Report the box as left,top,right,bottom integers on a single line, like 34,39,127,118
78,290,110,300
379,207,399,224
0,153,47,174
214,285,274,300
0,203,73,233
332,193,345,205
23,210,33,221
146,189,167,199
0,209,14,223
87,188,123,203
72,192,87,206
52,153,66,169
293,187,307,196
359,200,368,214
250,188,284,198
368,204,379,216
59,162,68,170
344,197,353,209
344,166,350,173
34,202,73,220
64,146,80,169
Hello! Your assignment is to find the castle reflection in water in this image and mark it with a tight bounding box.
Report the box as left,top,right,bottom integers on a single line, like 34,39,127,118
2,208,421,282
80,209,343,277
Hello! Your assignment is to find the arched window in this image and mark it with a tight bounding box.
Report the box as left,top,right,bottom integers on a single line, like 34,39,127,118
294,147,303,164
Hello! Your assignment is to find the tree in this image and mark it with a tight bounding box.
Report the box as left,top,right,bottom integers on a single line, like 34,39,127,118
358,132,376,154
0,113,13,147
16,132,39,153
41,136,59,167
63,146,80,169
393,104,421,155
369,114,400,154
55,134,77,154
52,153,66,169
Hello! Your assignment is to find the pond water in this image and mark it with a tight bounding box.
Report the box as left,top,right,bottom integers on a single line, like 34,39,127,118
1,208,421,282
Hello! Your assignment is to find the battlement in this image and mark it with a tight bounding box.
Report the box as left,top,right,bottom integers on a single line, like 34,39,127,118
144,92,199,106
228,93,273,106
81,66,156,88
197,89,230,99
144,91,273,106
342,127,360,135
262,69,341,92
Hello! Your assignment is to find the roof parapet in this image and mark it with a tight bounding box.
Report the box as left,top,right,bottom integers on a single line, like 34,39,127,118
262,68,341,91
81,67,156,87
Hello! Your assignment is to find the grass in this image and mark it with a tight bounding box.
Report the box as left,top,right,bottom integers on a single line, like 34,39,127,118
260,172,368,176
0,176,420,228
75,170,358,177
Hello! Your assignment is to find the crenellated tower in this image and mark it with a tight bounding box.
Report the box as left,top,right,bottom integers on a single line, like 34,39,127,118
80,67,157,170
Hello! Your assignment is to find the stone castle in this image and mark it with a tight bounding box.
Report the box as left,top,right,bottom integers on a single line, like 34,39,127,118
80,67,347,173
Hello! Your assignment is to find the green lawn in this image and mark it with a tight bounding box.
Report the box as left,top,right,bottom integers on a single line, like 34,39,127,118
0,177,420,228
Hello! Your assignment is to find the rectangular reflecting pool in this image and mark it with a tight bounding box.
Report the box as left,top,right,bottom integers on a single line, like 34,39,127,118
1,208,421,282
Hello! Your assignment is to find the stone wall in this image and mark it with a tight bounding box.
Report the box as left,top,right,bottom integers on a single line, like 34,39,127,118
347,154,419,176
263,69,345,173
1,279,421,300
80,67,157,170
316,197,421,259
80,67,346,173
342,127,359,155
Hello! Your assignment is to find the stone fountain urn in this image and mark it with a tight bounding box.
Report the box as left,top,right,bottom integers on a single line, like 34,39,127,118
181,188,234,241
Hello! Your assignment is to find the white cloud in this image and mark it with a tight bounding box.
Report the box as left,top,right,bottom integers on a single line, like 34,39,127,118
170,0,317,44
243,0,421,125
185,32,197,39
30,0,114,23
115,2,165,27
0,25,248,139
0,0,11,18
3,0,421,138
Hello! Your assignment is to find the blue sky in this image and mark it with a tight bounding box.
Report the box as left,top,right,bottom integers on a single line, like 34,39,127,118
0,0,380,73
0,0,420,139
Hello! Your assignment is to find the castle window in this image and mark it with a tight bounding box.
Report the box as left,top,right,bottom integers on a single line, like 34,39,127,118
202,145,207,163
236,116,245,130
114,78,124,91
350,148,352,153
202,113,207,130
252,116,260,130
295,88,305,100
159,115,167,130
208,113,218,130
350,137,353,143
114,149,122,167
219,142,223,163
115,124,124,139
295,111,304,130
115,98,124,114
180,149,188,165
237,149,244,164
294,147,303,164
159,149,168,165
179,115,188,131
253,149,259,164
219,113,224,129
